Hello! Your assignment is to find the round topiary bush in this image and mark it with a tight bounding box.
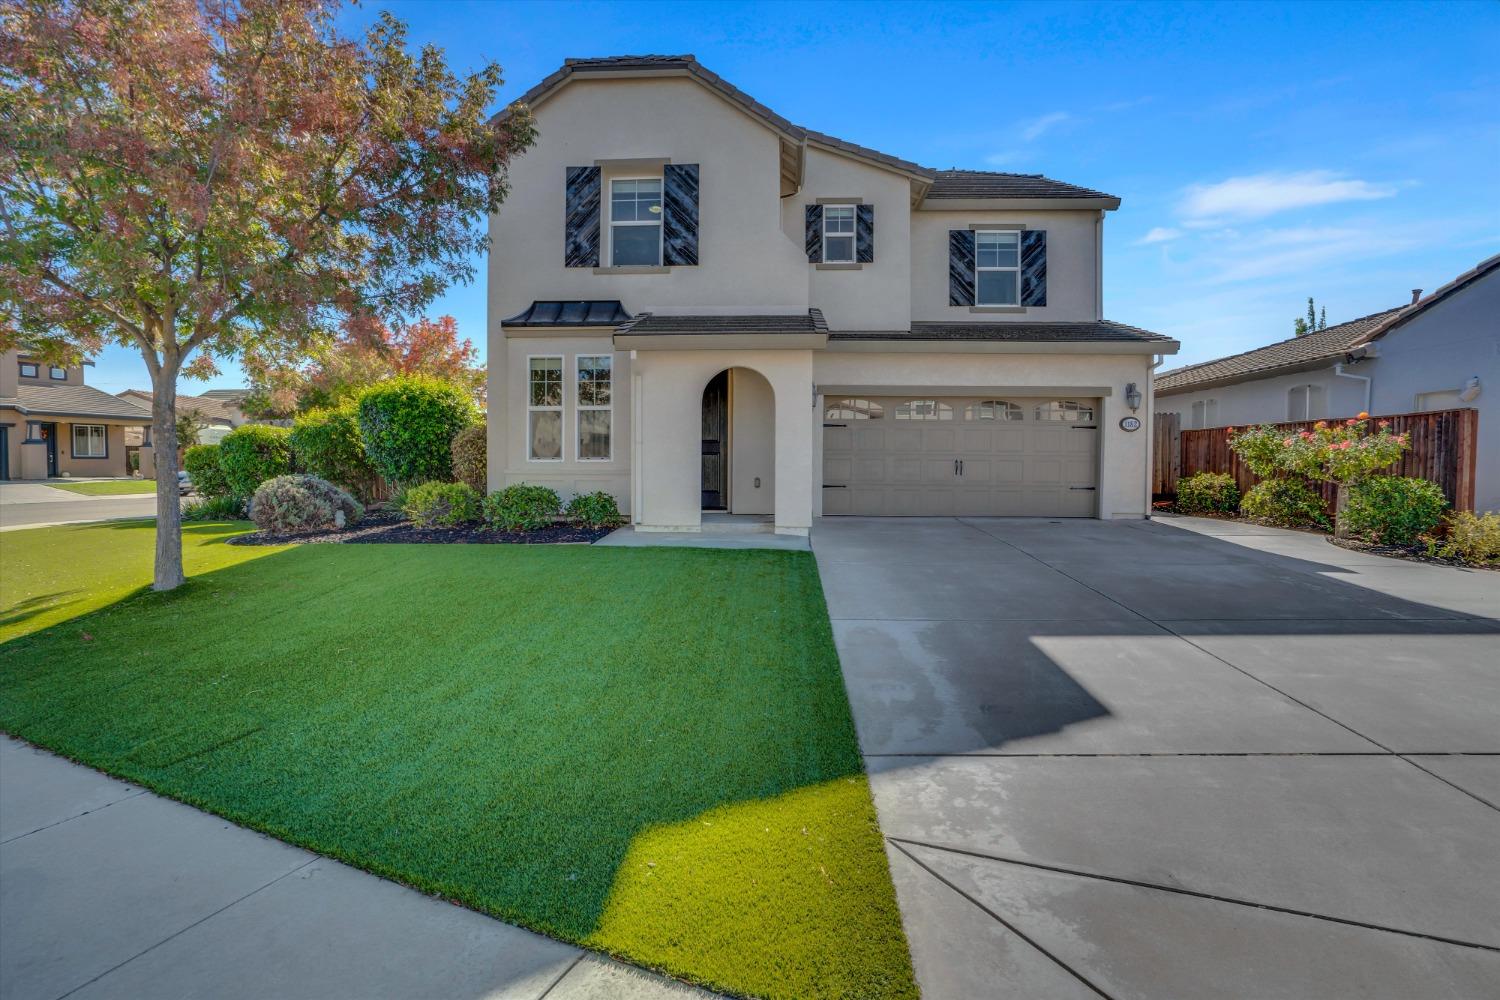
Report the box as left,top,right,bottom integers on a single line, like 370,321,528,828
402,481,480,527
1239,477,1330,529
483,483,561,532
565,490,623,528
249,474,363,535
183,443,231,499
356,376,476,487
450,423,487,494
1175,472,1241,514
290,405,377,500
219,424,294,498
1343,476,1446,546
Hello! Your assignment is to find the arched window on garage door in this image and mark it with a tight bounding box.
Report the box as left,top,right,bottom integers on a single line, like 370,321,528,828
894,399,953,421
1035,400,1095,422
825,398,884,420
965,400,1024,421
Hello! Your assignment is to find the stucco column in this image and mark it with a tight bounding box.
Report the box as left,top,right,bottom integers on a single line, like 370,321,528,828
633,356,704,532
770,359,815,534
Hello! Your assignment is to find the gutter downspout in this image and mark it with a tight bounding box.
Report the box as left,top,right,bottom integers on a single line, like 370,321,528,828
1333,361,1372,414
1144,353,1166,519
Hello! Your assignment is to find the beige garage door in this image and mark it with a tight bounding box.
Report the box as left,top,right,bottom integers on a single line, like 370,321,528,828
822,396,1100,517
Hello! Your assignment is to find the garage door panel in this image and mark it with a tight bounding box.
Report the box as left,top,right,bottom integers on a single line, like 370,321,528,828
891,457,924,482
822,487,851,515
825,457,853,482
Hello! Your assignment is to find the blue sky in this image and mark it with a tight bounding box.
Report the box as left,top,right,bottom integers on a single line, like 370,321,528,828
88,0,1499,394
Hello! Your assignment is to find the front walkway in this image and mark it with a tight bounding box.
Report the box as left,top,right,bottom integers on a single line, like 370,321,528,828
813,515,1500,999
0,737,714,1000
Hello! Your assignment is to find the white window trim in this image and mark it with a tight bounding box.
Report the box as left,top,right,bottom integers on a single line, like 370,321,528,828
608,176,664,268
526,354,564,463
822,204,856,264
575,354,613,462
72,423,107,458
974,229,1022,306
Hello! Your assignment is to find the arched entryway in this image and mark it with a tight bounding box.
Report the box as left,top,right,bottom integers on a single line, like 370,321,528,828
701,367,775,515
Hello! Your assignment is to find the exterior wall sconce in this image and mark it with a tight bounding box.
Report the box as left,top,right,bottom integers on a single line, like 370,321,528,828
1125,383,1142,411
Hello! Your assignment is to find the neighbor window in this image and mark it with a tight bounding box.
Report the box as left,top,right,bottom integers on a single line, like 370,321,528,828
18,361,38,378
49,366,66,380
1190,399,1218,429
527,356,563,461
895,399,953,421
72,423,107,458
823,205,856,263
576,355,612,461
1287,385,1324,421
975,230,1021,305
610,178,662,266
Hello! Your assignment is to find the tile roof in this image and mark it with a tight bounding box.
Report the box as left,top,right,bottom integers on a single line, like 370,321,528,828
1,383,153,420
616,310,828,335
800,128,933,180
1153,307,1404,394
119,389,241,424
833,320,1173,344
503,300,633,327
926,170,1117,201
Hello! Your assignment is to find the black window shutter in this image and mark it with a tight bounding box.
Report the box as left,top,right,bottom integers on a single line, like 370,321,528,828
564,166,601,268
948,230,975,305
663,163,699,266
804,205,823,263
855,204,875,263
1021,230,1047,306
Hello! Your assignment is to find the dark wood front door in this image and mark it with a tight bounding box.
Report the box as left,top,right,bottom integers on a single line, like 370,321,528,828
701,370,728,510
42,423,58,477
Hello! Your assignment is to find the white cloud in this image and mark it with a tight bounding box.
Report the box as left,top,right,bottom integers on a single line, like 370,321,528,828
1201,225,1420,283
1180,171,1397,222
983,150,1023,167
1136,227,1182,245
1019,111,1070,142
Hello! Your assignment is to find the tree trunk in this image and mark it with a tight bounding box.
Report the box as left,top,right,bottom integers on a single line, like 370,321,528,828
1333,483,1350,539
151,368,186,591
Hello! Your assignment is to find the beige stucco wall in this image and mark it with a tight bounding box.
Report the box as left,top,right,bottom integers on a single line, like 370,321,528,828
911,209,1102,323
813,350,1156,518
55,421,134,478
729,367,776,514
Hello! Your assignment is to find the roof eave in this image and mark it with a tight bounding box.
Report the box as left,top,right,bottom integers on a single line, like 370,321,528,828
917,196,1121,212
827,338,1175,355
1155,354,1345,396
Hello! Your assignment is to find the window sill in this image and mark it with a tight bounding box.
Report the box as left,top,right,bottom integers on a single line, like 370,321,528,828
816,262,863,271
969,305,1028,314
592,266,670,275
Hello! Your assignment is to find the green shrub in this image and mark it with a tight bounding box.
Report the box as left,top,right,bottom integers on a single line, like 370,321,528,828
1430,510,1500,563
483,483,560,532
182,444,231,499
182,494,246,521
1343,476,1446,545
290,405,378,500
219,424,294,498
1176,472,1241,514
1239,477,1330,529
450,423,487,494
249,474,362,535
565,490,623,529
356,376,476,486
402,481,480,527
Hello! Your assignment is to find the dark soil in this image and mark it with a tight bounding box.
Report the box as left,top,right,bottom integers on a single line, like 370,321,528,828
228,506,615,546
1328,536,1498,571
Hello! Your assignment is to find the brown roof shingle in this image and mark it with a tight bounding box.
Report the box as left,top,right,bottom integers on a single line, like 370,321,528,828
833,320,1173,344
616,310,828,335
1,383,153,421
926,170,1117,201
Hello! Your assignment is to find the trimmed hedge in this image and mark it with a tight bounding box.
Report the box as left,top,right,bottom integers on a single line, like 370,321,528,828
290,405,378,501
250,474,362,535
450,423,487,494
403,481,480,527
483,484,560,532
1343,476,1446,546
1239,477,1330,529
1176,472,1241,514
1431,511,1500,563
356,376,476,486
182,444,231,499
218,425,293,498
565,490,623,529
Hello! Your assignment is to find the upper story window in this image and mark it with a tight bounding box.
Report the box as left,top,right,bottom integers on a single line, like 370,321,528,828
49,366,66,380
823,205,856,263
610,178,662,266
18,361,38,378
975,230,1021,305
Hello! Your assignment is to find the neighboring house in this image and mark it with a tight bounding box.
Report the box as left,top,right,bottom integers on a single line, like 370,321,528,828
0,348,153,480
117,389,247,445
486,55,1179,534
1156,254,1499,513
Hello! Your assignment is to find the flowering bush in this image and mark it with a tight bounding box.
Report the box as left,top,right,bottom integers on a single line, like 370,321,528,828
250,475,362,535
1239,478,1330,529
1342,476,1446,546
1224,424,1284,478
1176,472,1241,514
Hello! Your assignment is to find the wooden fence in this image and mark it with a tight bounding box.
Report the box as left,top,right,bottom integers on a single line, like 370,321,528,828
1154,407,1479,511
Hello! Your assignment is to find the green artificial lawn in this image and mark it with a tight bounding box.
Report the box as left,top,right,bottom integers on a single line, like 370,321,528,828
0,525,917,1000
47,479,159,495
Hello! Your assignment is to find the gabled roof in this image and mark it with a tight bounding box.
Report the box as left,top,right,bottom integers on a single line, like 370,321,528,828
118,389,240,424
927,170,1116,202
1,383,153,421
503,300,633,328
1348,253,1500,348
1154,307,1404,394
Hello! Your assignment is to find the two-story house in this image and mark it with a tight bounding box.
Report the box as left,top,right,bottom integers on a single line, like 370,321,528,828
487,55,1179,534
0,348,153,481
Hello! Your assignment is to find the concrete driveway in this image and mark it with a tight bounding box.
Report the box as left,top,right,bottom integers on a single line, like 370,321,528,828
814,515,1500,999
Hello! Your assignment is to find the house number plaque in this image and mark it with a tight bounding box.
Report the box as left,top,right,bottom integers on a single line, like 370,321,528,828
1118,416,1142,432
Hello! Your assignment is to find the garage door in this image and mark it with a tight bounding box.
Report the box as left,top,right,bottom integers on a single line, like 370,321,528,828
822,396,1099,516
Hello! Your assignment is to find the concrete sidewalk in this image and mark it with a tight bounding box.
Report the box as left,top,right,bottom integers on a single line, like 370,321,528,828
0,737,714,1000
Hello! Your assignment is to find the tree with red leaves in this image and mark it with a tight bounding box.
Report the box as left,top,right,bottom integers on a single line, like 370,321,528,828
0,0,533,589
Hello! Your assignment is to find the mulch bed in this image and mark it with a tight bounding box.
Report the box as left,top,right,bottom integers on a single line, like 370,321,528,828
228,506,615,546
1327,536,1498,571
